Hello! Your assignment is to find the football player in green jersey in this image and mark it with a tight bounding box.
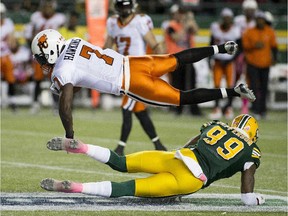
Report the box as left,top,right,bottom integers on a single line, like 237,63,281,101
40,114,264,206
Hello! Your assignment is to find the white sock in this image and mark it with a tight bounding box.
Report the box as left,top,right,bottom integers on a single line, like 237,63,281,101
220,88,228,98
82,181,112,197
86,144,111,163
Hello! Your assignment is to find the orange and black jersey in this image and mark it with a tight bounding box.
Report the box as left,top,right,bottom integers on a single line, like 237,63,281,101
192,121,261,188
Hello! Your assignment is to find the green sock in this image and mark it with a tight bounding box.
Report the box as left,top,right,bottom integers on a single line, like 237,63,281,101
110,180,135,197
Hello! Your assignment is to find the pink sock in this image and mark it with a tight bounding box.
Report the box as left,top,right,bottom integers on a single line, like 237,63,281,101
66,141,88,154
60,182,83,193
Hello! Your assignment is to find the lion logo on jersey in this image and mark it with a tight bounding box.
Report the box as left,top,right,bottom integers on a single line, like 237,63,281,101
37,34,48,49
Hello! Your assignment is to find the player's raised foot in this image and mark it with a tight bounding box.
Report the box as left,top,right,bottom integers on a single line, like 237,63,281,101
46,137,88,153
234,83,256,102
224,41,238,55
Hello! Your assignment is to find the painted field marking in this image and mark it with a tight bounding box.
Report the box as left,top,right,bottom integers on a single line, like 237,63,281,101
1,192,287,212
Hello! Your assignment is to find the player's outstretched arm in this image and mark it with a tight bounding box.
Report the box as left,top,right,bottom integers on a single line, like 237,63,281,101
241,164,265,205
59,83,75,139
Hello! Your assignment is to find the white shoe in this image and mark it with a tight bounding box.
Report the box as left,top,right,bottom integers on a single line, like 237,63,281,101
234,83,256,102
209,107,222,120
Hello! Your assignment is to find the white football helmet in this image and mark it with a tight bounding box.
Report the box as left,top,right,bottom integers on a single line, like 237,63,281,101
31,29,65,66
242,0,258,10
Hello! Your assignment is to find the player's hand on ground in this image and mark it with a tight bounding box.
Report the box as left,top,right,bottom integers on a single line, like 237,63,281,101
256,193,265,205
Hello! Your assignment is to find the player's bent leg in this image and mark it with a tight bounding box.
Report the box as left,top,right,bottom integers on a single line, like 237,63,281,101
128,77,180,106
106,150,128,172
134,171,203,197
128,55,178,78
180,83,256,105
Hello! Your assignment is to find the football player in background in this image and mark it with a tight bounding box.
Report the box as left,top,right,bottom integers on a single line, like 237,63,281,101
0,2,17,111
24,0,66,114
209,8,241,120
104,0,167,155
234,0,258,114
10,38,33,84
31,29,255,140
41,114,265,206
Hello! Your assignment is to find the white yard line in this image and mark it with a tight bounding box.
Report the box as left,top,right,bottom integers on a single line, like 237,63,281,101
1,161,144,178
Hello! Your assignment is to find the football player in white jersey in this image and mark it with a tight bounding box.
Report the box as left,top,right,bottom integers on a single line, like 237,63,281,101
24,0,66,114
31,29,255,140
0,2,17,111
209,8,241,120
104,0,167,155
234,0,258,114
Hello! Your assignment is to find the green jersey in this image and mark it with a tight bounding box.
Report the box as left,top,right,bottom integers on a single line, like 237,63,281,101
192,121,261,188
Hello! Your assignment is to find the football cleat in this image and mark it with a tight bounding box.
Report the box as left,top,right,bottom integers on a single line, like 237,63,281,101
40,178,72,192
46,137,87,153
234,83,256,102
224,41,238,55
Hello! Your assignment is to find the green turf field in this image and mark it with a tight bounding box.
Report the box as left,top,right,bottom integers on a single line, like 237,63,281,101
1,107,287,215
